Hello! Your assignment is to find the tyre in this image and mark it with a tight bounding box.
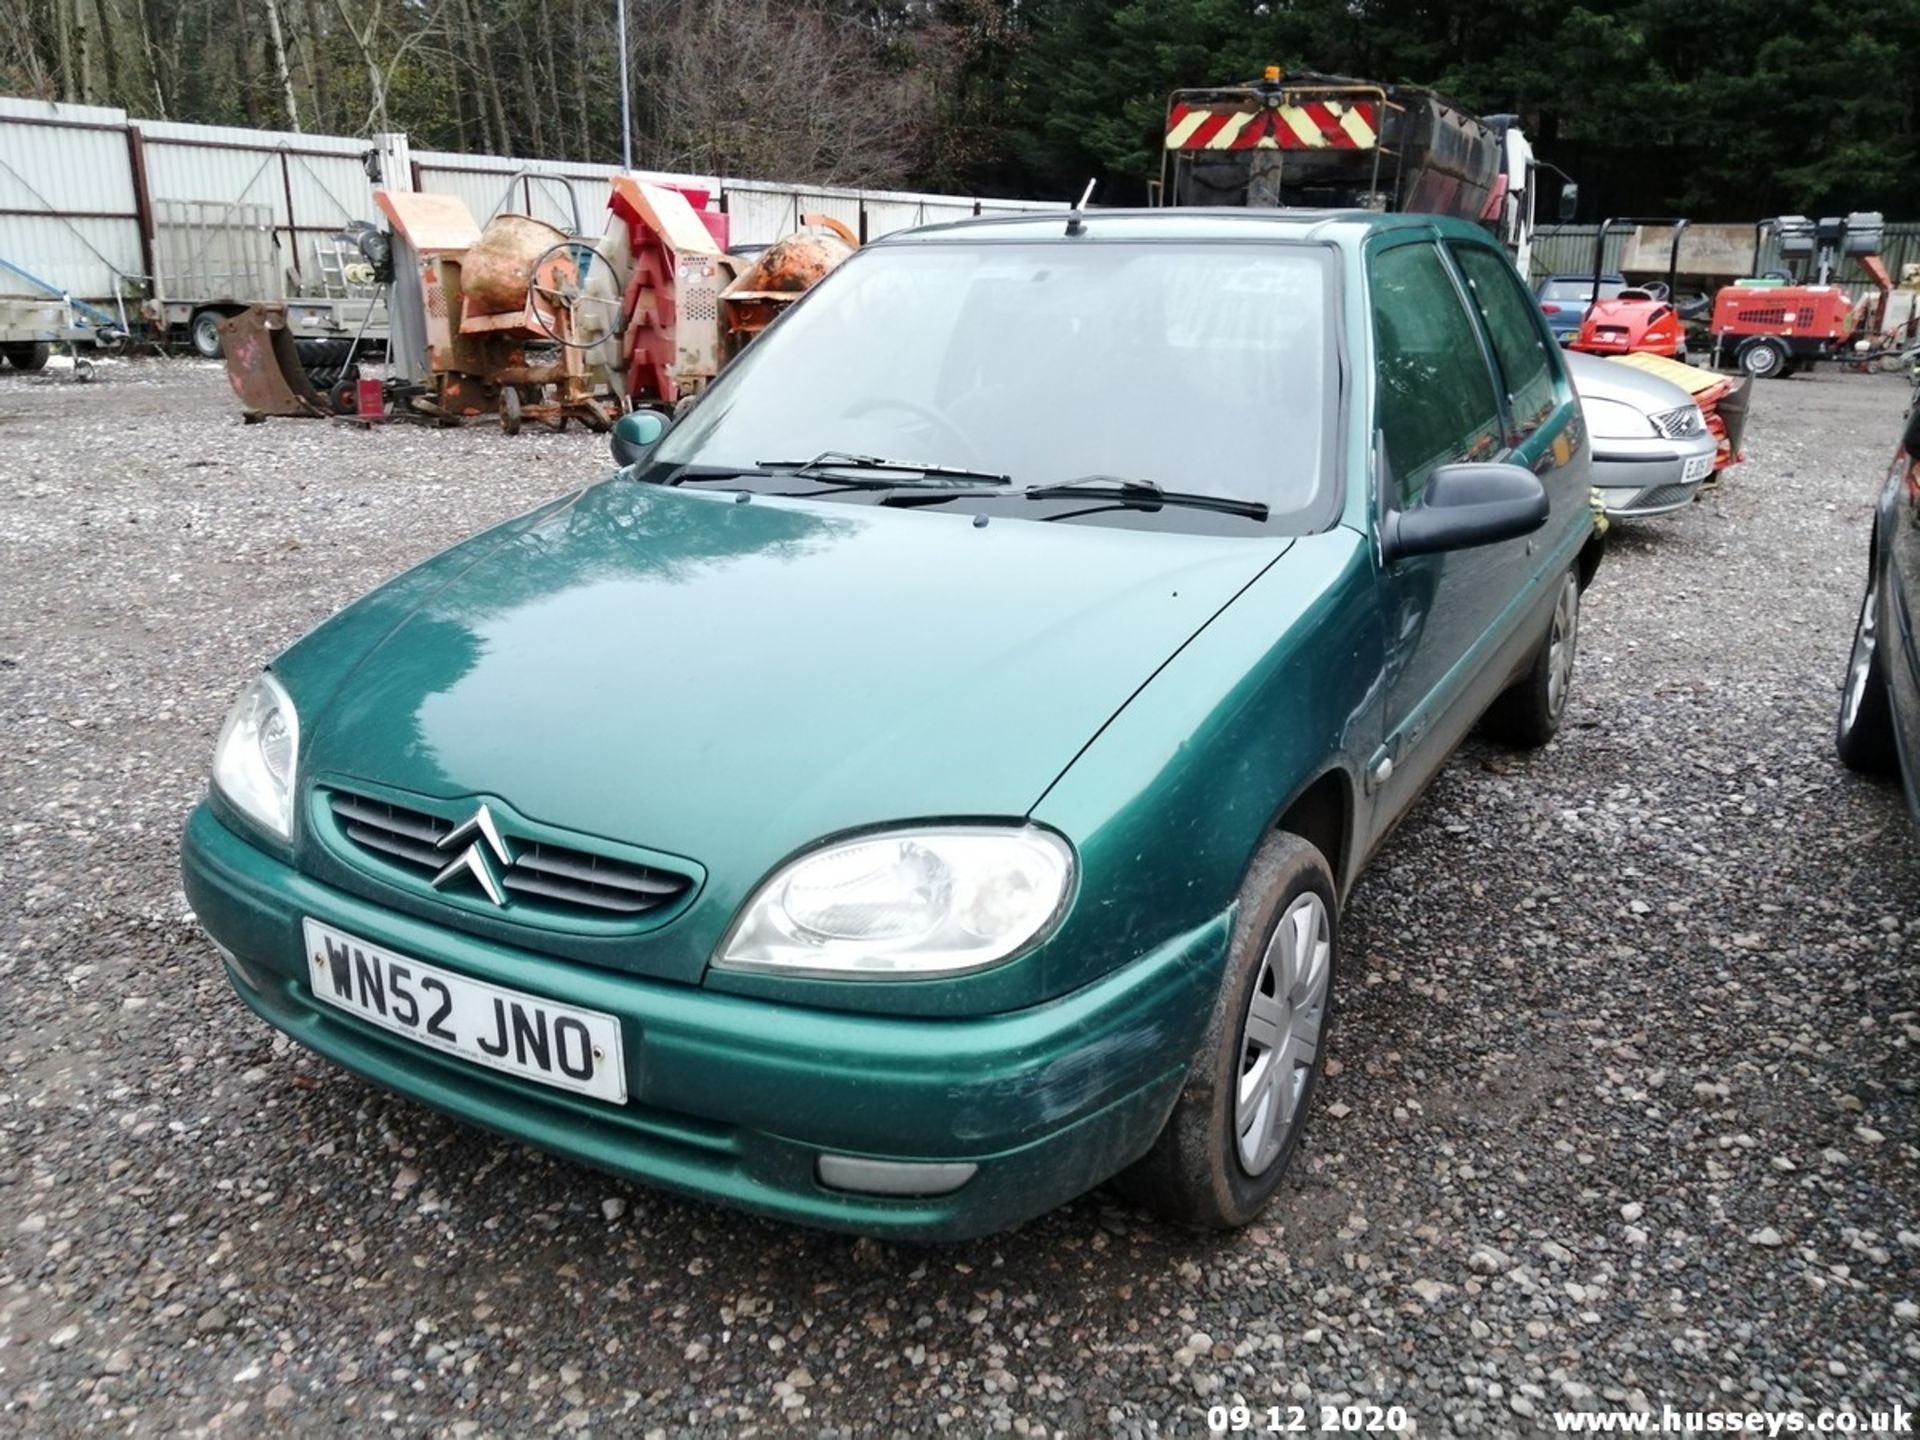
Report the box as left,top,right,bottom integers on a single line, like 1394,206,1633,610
1483,569,1580,747
1837,561,1898,774
329,376,362,416
1739,338,1787,379
1113,831,1337,1230
189,310,227,359
294,339,353,370
500,386,522,436
2,341,50,371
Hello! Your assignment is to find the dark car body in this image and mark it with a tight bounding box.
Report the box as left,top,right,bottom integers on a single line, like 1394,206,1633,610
1838,406,1920,826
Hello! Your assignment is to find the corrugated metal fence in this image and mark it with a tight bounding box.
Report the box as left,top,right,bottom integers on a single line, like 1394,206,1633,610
0,95,1064,313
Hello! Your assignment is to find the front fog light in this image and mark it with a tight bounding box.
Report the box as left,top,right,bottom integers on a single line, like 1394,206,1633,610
211,672,299,841
718,827,1074,978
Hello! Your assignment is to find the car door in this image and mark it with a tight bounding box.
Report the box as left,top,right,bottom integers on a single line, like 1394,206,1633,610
1362,231,1584,837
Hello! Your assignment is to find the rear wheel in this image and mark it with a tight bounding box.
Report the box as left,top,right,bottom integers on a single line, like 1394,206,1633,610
1113,831,1336,1230
1484,569,1580,747
1739,338,1787,379
1,341,50,371
1837,563,1898,774
189,309,227,359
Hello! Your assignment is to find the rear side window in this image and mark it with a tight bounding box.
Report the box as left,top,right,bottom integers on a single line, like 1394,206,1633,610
1368,242,1503,509
1452,244,1560,441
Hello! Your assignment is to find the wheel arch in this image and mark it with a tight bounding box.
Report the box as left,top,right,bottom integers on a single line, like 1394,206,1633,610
1271,766,1356,899
1576,526,1606,591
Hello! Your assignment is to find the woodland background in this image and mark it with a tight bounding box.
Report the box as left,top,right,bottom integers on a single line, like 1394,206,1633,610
4,0,1917,219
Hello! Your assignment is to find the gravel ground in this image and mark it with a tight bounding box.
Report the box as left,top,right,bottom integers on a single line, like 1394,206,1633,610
1,356,1915,1438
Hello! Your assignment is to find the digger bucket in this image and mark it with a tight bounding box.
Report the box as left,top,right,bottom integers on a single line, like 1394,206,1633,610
220,306,331,419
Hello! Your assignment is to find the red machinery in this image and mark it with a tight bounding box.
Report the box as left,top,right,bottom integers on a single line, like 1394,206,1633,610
1572,217,1688,360
1708,213,1890,379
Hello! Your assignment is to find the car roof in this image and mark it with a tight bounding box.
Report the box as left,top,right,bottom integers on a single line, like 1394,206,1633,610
872,207,1488,248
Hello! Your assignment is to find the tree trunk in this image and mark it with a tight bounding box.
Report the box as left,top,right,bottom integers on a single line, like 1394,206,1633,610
572,0,591,162
231,0,258,125
330,0,389,133
133,0,170,117
75,12,92,103
54,0,76,102
300,0,334,131
92,0,122,108
478,13,512,155
262,0,301,130
517,22,545,158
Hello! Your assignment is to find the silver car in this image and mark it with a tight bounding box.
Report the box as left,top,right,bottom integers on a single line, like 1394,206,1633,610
1564,350,1718,518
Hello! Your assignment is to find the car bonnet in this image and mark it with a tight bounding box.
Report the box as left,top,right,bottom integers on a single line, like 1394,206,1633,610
294,479,1286,911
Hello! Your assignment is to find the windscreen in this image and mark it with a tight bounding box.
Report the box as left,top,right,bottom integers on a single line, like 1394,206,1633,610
1540,278,1624,302
655,240,1337,528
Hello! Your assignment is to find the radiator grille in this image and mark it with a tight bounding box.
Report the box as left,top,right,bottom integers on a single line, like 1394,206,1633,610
327,791,693,919
1650,405,1706,439
1620,482,1699,513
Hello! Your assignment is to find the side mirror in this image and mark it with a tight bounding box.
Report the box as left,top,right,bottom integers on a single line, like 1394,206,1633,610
610,408,669,469
1382,462,1549,562
1903,405,1920,459
1558,182,1579,223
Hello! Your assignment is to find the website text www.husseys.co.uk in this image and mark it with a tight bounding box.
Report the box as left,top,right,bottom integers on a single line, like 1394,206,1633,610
1553,1404,1912,1435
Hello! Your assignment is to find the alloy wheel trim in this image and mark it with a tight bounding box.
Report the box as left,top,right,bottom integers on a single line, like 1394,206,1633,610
1546,574,1580,721
1235,890,1332,1174
1842,575,1880,734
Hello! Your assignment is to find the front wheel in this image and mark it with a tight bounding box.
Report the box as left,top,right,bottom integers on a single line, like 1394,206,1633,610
1483,569,1580,747
1837,566,1898,774
1113,831,1337,1230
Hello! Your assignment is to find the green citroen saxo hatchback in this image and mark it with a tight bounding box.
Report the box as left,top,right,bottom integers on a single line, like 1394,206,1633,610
183,210,1600,1239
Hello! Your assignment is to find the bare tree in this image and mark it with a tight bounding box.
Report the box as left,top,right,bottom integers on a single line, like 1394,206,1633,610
643,0,941,187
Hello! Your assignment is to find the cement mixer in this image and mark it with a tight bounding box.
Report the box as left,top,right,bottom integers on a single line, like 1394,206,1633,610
717,216,857,361
220,177,852,429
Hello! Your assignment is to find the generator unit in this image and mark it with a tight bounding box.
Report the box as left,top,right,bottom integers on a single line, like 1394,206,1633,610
1708,212,1891,379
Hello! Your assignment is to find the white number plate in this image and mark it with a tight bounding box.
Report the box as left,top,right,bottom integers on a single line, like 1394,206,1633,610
1682,452,1714,483
302,919,627,1103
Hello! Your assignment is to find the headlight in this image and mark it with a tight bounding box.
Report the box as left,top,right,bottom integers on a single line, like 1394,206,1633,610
717,827,1074,978
211,673,299,841
1581,396,1657,440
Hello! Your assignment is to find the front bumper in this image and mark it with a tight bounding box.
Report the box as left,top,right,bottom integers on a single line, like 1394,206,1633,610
181,803,1224,1239
1591,433,1718,518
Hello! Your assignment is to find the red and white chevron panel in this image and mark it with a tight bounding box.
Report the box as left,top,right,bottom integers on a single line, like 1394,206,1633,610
1164,100,1379,152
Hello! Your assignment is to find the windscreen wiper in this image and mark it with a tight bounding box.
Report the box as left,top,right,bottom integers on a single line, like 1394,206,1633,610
1023,475,1270,521
752,451,1013,487
657,463,779,486
879,474,1271,519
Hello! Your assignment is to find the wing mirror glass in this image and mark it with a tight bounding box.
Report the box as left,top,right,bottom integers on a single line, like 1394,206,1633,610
610,408,669,468
1558,182,1579,223
1904,405,1920,460
1383,462,1550,563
